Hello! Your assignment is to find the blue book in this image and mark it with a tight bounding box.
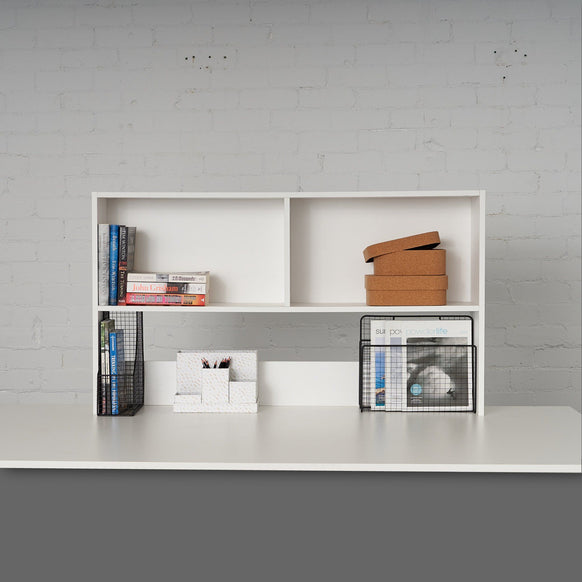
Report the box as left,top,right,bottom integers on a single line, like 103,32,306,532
375,350,385,407
109,224,120,305
109,329,125,415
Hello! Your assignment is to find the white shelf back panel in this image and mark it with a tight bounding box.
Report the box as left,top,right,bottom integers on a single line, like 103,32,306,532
290,196,477,304
145,360,358,406
105,197,286,304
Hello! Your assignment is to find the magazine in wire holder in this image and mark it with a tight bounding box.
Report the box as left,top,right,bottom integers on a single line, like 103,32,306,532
359,315,476,412
97,311,144,416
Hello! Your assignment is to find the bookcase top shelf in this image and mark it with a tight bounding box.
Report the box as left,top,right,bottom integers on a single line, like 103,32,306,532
94,190,484,200
96,302,480,314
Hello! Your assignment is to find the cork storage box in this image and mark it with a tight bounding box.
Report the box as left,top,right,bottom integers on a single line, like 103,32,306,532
365,275,448,306
373,249,446,276
363,232,448,306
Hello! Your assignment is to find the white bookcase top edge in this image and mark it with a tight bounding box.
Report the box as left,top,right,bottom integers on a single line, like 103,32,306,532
92,191,483,200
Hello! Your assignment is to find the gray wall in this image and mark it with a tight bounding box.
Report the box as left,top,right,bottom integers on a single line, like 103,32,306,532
0,0,580,409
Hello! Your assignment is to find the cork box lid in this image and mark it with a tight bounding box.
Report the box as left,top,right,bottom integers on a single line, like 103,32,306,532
363,231,441,263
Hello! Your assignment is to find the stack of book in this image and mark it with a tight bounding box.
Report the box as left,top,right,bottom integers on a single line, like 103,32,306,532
98,224,136,306
363,231,448,306
125,272,209,306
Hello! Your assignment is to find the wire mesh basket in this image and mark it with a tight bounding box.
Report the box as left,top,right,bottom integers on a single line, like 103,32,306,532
359,315,476,413
97,311,144,416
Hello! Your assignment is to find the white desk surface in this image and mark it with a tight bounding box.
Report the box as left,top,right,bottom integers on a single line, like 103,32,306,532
0,405,579,472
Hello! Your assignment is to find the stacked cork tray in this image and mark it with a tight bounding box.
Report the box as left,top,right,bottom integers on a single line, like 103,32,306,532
363,231,448,306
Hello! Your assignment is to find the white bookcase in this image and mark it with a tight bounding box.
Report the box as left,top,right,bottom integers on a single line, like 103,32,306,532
92,191,486,415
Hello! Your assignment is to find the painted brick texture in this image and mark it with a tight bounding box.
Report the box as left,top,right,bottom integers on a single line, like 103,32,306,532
0,0,580,409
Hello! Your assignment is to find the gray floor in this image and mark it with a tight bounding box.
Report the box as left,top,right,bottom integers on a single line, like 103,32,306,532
0,471,579,581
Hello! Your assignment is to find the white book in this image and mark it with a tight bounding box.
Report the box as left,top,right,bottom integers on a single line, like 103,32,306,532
127,271,209,283
383,318,473,412
97,225,109,306
369,319,386,410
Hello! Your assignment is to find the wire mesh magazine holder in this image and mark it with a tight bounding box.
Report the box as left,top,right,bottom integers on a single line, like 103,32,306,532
359,315,477,413
97,311,144,416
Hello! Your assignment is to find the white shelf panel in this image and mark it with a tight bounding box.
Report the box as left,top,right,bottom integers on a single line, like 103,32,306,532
0,405,579,472
286,302,480,313
97,302,479,313
290,196,479,305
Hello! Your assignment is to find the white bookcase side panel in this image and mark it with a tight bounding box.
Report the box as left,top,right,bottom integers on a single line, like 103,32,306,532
290,196,477,305
92,197,110,414
104,197,286,305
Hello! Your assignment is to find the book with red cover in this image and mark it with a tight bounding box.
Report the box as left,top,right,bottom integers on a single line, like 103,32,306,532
125,293,206,306
126,281,206,294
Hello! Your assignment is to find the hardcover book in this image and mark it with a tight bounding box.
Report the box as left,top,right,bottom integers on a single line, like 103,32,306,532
108,225,120,305
98,225,109,306
126,281,207,295
127,271,209,283
117,226,128,306
99,319,115,414
125,293,205,306
109,329,125,415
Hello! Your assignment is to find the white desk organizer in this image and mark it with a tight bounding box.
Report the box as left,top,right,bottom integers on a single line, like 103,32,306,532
174,350,258,413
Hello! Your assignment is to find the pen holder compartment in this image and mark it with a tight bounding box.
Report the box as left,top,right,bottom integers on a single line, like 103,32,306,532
202,368,230,404
174,350,258,413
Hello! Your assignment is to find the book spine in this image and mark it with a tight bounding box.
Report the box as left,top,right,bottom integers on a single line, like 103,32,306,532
126,227,136,271
99,320,108,415
126,282,207,294
117,226,128,306
125,293,206,306
127,273,170,282
108,225,119,305
168,274,209,283
109,331,119,415
98,225,110,306
370,320,386,410
127,273,209,283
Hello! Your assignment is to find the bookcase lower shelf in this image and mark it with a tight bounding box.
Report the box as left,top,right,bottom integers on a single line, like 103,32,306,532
0,405,579,472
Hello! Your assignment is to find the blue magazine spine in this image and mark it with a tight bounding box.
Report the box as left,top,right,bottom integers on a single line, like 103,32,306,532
109,330,119,415
375,350,385,407
109,225,119,305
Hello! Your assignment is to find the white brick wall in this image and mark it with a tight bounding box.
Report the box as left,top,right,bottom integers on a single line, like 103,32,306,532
0,0,580,410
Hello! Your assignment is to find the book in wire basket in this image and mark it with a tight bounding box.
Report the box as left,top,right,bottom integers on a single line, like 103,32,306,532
359,316,476,413
97,311,144,416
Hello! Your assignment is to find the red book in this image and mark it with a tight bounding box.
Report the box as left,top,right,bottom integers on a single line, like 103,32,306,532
125,293,205,306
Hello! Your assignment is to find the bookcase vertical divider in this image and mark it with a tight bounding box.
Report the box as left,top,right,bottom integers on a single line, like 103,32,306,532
283,196,291,306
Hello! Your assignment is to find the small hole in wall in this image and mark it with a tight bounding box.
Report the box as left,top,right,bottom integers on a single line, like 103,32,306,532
502,76,506,80
524,54,527,57
514,49,518,52
493,50,497,53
